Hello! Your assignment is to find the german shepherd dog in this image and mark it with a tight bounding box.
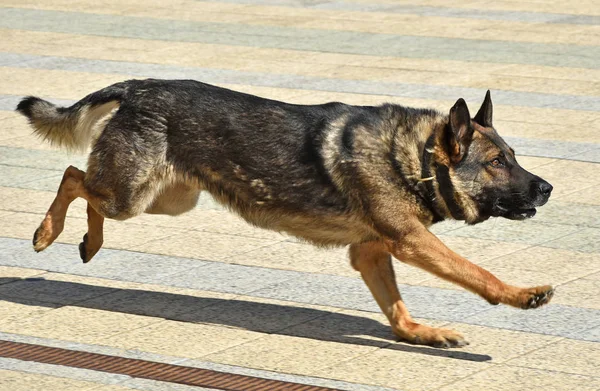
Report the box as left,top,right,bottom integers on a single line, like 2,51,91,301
17,79,554,347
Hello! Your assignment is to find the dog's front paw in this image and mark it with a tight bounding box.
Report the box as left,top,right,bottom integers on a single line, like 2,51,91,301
520,285,554,309
394,322,469,349
32,218,61,252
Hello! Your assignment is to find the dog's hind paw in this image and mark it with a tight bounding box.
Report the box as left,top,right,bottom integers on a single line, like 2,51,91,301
79,233,92,263
79,233,102,264
32,223,56,252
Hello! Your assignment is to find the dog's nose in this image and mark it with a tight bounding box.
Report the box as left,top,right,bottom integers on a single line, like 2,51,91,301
538,181,553,197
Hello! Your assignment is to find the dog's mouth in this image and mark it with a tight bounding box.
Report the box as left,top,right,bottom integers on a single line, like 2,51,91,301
493,202,537,221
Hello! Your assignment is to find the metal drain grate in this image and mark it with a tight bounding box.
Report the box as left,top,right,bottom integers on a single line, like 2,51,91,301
0,340,342,390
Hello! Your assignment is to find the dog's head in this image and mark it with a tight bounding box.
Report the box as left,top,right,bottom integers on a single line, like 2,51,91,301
437,91,552,224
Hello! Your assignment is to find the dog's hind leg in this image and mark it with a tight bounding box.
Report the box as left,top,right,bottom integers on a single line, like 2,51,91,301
350,241,468,348
33,166,87,253
79,203,104,263
33,164,144,263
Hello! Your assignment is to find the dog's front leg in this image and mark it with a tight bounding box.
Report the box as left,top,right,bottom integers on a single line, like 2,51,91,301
386,224,554,310
350,241,468,348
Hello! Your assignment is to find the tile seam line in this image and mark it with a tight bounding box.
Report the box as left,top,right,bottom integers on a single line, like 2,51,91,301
501,335,572,367
0,162,64,174
3,6,600,49
433,362,501,390
503,360,600,379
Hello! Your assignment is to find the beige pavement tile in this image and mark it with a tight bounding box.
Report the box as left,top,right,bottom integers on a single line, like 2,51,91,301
438,364,600,391
585,271,600,280
0,369,108,391
439,236,529,265
101,220,187,251
0,297,58,325
179,294,341,334
515,156,556,171
499,62,600,83
526,160,600,198
226,241,348,273
448,219,579,248
0,187,87,217
137,230,280,261
0,265,46,285
0,110,20,121
103,320,264,358
313,346,487,391
475,247,600,289
0,306,159,344
555,185,600,206
204,334,378,375
0,135,60,151
551,278,600,309
0,67,127,100
463,75,600,98
543,228,600,254
0,115,31,141
0,211,85,244
441,323,560,363
0,210,15,219
496,120,600,143
506,339,600,377
493,106,600,128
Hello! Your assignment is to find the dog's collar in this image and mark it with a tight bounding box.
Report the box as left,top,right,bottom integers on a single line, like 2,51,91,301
420,134,465,221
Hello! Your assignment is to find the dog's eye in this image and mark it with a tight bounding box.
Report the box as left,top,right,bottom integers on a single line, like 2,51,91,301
490,158,505,168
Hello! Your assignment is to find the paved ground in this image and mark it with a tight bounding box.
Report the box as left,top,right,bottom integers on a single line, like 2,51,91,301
1,0,599,390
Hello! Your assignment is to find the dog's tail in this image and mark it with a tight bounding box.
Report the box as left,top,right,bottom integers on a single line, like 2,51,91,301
16,83,129,153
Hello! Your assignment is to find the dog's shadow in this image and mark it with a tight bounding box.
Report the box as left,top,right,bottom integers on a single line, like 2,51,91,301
0,277,491,362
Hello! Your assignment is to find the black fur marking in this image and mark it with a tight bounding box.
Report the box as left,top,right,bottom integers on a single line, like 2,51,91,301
436,164,465,221
419,133,444,223
16,96,43,119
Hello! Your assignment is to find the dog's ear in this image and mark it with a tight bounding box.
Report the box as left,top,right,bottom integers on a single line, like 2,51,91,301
473,90,493,127
448,98,473,163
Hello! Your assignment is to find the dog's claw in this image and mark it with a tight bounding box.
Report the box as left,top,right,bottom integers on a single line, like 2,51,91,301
524,287,554,309
32,228,40,252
